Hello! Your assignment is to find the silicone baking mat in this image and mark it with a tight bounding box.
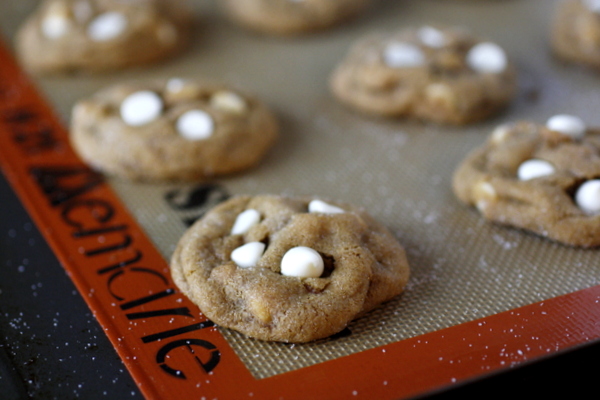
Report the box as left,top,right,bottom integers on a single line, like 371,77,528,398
1,0,600,399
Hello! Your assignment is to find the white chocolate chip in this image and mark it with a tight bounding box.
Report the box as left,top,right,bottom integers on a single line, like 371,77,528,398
477,182,497,197
575,180,600,214
120,91,163,126
490,124,511,144
87,12,128,42
280,246,324,278
42,1,73,39
474,181,497,211
231,242,266,268
42,14,72,39
210,91,248,114
308,200,345,214
517,159,556,181
176,110,214,141
417,26,448,48
164,78,201,102
466,42,507,73
546,114,586,139
583,0,600,13
166,78,187,93
231,209,261,235
383,42,426,68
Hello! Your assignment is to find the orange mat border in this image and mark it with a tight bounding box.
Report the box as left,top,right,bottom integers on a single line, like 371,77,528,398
1,40,599,400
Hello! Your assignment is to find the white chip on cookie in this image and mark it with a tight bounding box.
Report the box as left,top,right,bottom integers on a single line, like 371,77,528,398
466,42,507,73
42,1,74,39
280,246,324,278
308,200,345,214
87,11,128,42
517,159,556,181
546,114,586,139
231,242,266,268
417,26,448,48
575,180,600,214
473,181,497,212
120,90,164,127
383,42,426,68
176,110,214,140
210,91,248,114
231,209,261,235
164,78,202,102
490,124,512,144
42,14,72,39
165,78,187,93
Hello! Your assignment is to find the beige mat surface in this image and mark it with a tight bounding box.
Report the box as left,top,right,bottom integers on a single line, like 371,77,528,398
2,0,598,379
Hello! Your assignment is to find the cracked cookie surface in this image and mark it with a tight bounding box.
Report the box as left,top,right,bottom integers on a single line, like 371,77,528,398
453,116,600,247
70,79,278,181
16,0,191,74
170,195,410,343
330,25,517,124
219,0,371,35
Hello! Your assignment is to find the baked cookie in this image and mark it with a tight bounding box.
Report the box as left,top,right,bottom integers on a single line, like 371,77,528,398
16,0,191,74
453,115,600,247
219,0,371,35
330,25,517,124
70,79,278,181
170,195,410,343
552,0,600,69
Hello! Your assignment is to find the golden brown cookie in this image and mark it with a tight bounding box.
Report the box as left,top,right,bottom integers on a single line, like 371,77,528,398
551,0,600,69
16,0,191,74
330,25,517,124
70,79,278,181
170,195,410,343
453,115,600,247
219,0,371,35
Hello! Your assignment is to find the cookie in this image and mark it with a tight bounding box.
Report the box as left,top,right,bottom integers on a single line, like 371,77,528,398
453,115,600,247
219,0,371,35
330,25,517,124
15,0,191,74
170,195,410,343
552,0,600,69
70,79,279,181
